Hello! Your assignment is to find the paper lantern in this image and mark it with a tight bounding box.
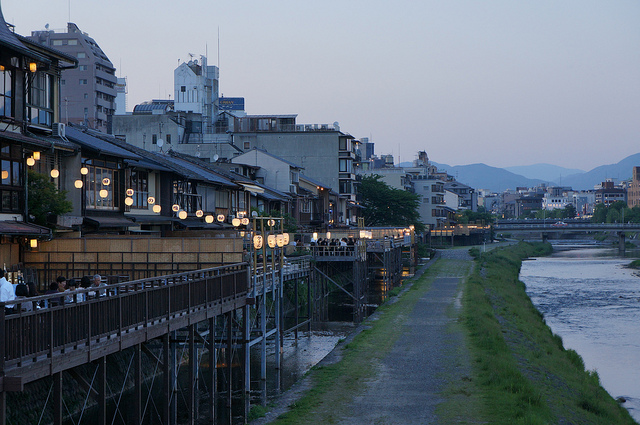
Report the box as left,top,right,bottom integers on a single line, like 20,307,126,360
178,210,187,219
153,205,161,213
195,210,203,217
50,169,59,179
74,179,83,189
124,197,134,206
147,196,155,204
205,215,214,223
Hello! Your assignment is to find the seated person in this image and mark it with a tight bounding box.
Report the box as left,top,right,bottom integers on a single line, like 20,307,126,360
14,283,33,312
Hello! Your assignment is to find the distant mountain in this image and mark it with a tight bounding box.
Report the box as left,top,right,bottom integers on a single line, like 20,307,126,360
560,153,640,190
430,162,548,192
504,164,585,183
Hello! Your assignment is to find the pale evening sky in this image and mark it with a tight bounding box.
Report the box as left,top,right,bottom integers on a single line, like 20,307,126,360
4,0,639,170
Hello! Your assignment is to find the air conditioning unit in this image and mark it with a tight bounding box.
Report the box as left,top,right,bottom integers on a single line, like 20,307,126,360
289,184,297,194
52,122,66,138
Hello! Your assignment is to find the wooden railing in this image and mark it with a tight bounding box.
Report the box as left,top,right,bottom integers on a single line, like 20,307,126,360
0,263,249,389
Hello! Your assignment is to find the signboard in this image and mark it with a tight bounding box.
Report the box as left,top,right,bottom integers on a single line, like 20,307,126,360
219,97,245,111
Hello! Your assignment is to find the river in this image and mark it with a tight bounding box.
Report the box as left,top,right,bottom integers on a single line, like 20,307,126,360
519,244,640,422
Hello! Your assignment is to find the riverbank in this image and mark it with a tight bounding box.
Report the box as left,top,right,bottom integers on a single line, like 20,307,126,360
250,243,637,424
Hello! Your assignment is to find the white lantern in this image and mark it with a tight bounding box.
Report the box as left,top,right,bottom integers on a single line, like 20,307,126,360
26,157,35,167
232,218,241,227
125,197,134,206
102,177,110,186
283,233,290,245
267,234,276,248
205,214,214,223
74,179,83,189
50,169,59,179
99,189,108,198
217,214,225,222
253,235,263,249
326,231,331,240
241,217,249,225
196,210,204,218
126,188,134,196
276,234,285,247
172,204,180,212
147,196,155,204
153,204,161,213
178,210,187,219
80,166,89,175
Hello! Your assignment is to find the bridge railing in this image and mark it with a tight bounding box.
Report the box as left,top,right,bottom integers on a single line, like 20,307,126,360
0,263,248,377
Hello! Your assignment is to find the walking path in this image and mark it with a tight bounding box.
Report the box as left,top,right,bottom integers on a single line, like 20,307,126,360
252,249,478,424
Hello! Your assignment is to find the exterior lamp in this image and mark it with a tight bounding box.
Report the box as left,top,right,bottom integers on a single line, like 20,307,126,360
178,210,187,219
195,210,203,218
283,233,290,245
99,189,108,198
29,62,37,73
326,231,331,240
80,166,89,175
1,170,7,180
74,179,83,189
147,196,155,204
124,197,134,206
30,239,38,249
232,218,241,227
126,188,134,196
267,234,276,248
172,204,180,212
205,214,214,223
50,169,59,178
313,232,318,240
267,219,276,227
241,217,249,225
153,204,161,213
253,235,263,249
26,157,35,167
33,151,40,160
217,214,225,222
102,177,110,186
276,234,285,247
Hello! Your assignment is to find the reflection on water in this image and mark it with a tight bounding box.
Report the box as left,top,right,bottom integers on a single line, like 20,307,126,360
520,245,640,421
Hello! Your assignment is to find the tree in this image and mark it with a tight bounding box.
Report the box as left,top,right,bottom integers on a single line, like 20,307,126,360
27,170,73,227
359,175,424,231
563,204,577,219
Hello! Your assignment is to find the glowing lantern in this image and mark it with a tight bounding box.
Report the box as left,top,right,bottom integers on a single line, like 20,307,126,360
232,218,241,227
178,210,187,219
74,179,83,189
241,217,249,225
217,214,225,222
124,197,134,206
26,157,35,166
267,219,275,227
283,233,290,245
102,177,110,186
276,234,285,247
50,169,59,178
30,239,38,248
195,210,203,217
99,189,108,198
172,204,180,212
126,188,134,196
80,167,89,175
253,235,263,249
147,196,155,204
267,235,276,248
153,205,161,213
205,215,214,223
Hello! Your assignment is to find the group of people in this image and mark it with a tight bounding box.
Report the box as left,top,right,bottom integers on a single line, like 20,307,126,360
311,237,356,254
0,270,106,314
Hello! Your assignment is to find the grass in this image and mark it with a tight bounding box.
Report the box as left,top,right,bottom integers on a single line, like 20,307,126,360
464,242,636,424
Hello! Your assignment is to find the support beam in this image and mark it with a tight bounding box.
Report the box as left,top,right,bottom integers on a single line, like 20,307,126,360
314,267,357,301
53,372,62,425
209,317,217,424
134,344,142,425
162,334,171,425
97,357,107,425
188,325,196,425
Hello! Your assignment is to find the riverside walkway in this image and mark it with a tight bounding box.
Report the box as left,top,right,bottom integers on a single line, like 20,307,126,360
252,249,477,424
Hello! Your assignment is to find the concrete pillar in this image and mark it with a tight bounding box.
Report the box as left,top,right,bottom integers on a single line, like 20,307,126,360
619,232,626,253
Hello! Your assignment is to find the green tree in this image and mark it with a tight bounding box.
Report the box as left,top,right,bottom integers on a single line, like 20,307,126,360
592,203,607,223
27,170,72,227
359,175,424,231
563,204,577,219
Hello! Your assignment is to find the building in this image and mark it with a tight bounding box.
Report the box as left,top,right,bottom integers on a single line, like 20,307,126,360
515,195,543,217
114,77,127,114
628,167,640,208
28,23,117,133
444,181,477,211
174,55,219,135
595,180,626,207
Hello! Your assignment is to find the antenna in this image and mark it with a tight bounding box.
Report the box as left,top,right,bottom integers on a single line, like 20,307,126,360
68,0,71,23
217,26,220,68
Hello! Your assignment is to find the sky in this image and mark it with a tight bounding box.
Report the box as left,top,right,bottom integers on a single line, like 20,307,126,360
4,1,639,170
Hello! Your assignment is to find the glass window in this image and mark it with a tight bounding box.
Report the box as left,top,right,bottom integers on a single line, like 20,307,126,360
0,69,13,118
77,52,86,58
86,165,120,210
129,170,148,209
339,159,351,173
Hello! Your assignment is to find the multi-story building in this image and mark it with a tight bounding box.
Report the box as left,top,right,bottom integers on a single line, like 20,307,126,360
628,167,640,208
444,181,477,211
595,180,626,207
29,23,117,133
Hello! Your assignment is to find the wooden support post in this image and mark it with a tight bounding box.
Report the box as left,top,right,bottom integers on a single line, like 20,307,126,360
188,324,196,425
162,333,171,425
97,357,106,425
243,304,250,421
134,344,142,425
226,312,233,425
53,371,62,425
209,317,217,424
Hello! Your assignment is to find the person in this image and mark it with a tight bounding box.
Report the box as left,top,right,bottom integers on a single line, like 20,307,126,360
0,269,16,313
14,284,32,312
65,279,80,303
91,274,106,297
45,282,63,307
26,282,41,309
56,276,67,290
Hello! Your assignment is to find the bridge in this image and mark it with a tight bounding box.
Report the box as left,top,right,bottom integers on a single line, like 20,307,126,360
493,220,640,251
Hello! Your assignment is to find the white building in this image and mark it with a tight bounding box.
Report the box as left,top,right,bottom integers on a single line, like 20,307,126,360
174,55,219,133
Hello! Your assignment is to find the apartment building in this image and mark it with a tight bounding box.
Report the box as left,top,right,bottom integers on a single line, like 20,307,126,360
29,23,117,133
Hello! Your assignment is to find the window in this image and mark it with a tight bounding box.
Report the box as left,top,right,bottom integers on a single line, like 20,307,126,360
77,52,86,58
243,141,250,150
0,142,23,213
339,180,351,194
79,65,88,71
129,170,149,209
84,93,88,99
301,199,311,213
339,159,351,173
79,79,88,85
68,39,78,46
166,134,171,144
52,40,63,46
152,134,157,145
0,69,13,118
27,72,54,127
85,165,120,210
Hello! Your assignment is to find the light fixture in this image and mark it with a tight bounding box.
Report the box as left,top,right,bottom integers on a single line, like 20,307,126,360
29,62,37,73
241,217,249,225
253,235,263,249
30,239,38,249
1,170,7,180
326,232,331,240
126,188,134,197
267,219,275,227
313,232,318,240
205,214,214,223
26,157,35,167
178,210,187,219
99,189,108,198
102,177,110,186
33,152,40,160
147,196,155,204
50,169,59,178
217,214,225,222
283,233,290,245
80,166,89,175
276,234,285,247
125,197,134,206
153,204,161,213
172,204,180,212
267,234,276,248
195,210,203,218
232,218,241,227
74,179,83,189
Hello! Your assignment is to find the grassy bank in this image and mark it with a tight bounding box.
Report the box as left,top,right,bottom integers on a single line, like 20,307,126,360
466,242,636,424
257,258,471,424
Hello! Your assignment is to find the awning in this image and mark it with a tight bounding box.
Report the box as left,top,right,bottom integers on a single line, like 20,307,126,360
0,221,52,237
239,183,265,194
84,216,135,228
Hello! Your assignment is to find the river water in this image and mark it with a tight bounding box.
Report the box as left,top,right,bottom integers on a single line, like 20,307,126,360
519,244,640,422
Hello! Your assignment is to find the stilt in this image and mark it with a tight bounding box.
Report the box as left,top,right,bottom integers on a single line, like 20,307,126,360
162,333,171,425
188,324,196,425
97,357,106,425
209,317,217,424
134,344,142,425
53,371,62,425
